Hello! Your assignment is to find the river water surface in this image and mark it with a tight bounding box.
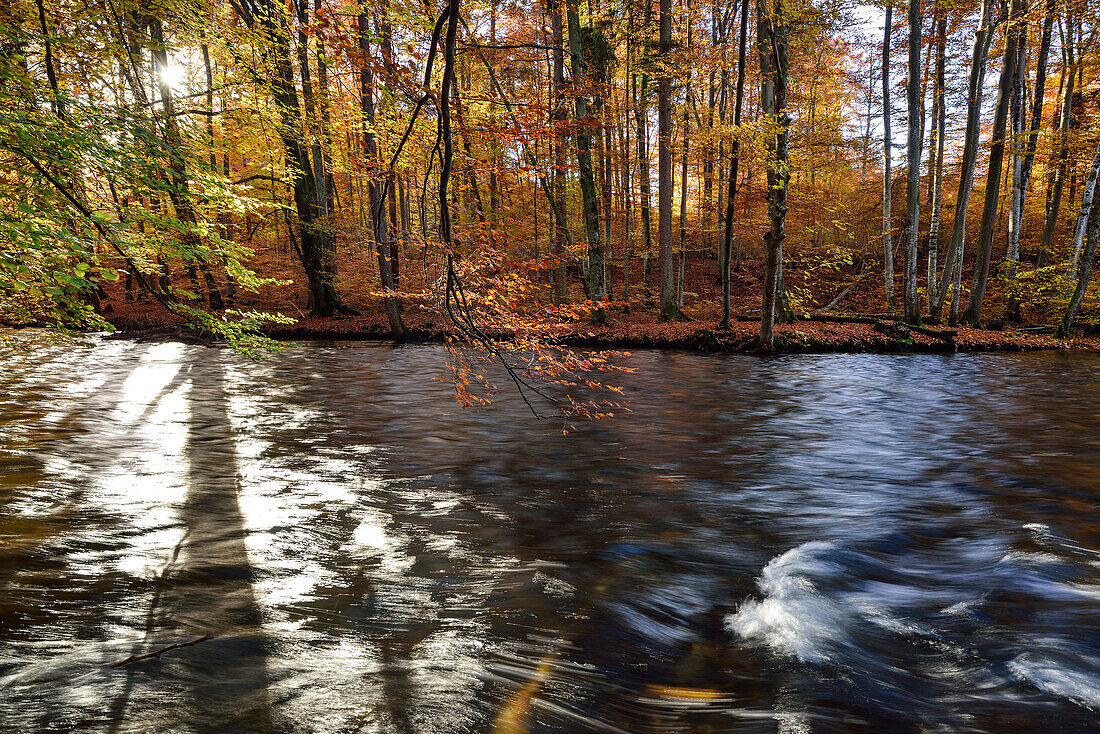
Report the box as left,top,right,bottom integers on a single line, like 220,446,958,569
1,335,1099,732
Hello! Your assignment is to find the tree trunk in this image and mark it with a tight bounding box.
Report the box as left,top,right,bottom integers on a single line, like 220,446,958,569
488,0,501,224
1059,143,1100,336
931,0,995,320
677,0,694,310
1040,13,1074,266
719,0,750,329
1066,142,1100,279
1005,0,1029,320
927,10,946,310
902,0,921,323
566,3,604,301
550,0,568,305
962,0,1018,326
602,81,614,299
234,0,340,315
315,0,336,215
679,93,690,309
201,35,235,307
150,18,224,311
657,0,678,319
1018,0,1054,232
378,2,401,285
623,36,633,302
451,85,488,225
359,12,403,333
293,0,325,211
636,74,654,293
758,0,790,348
882,3,894,306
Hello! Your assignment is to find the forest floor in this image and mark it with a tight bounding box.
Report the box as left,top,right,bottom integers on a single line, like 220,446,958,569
96,251,1100,354
103,302,1100,354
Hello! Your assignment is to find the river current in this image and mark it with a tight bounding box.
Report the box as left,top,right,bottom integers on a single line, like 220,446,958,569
1,335,1098,732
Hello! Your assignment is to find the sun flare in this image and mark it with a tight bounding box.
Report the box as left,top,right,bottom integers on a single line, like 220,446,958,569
158,61,186,90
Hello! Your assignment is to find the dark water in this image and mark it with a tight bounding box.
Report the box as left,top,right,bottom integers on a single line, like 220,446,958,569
2,334,1099,733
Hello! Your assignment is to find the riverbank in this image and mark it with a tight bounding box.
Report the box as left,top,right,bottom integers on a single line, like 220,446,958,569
100,301,1100,354
4,251,1079,354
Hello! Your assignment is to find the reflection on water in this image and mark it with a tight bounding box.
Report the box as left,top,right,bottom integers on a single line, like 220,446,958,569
1,334,1099,732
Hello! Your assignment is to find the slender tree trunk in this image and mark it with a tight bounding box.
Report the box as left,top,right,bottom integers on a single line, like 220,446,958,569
234,0,341,315
676,0,693,310
451,85,488,224
488,0,501,224
296,0,337,286
719,0,750,329
679,94,690,310
758,0,790,348
962,0,1018,326
636,74,654,293
399,176,410,238
1005,0,1029,320
202,35,235,307
931,0,995,319
1066,143,1100,279
1018,0,1054,227
949,239,964,321
705,50,717,250
1059,143,1100,336
925,11,938,211
596,32,613,302
1040,15,1074,265
378,2,401,285
294,0,324,209
150,18,224,310
34,0,63,119
903,0,921,323
882,3,894,306
623,36,633,302
862,58,874,183
603,99,614,300
566,3,604,301
550,0,568,305
359,12,403,333
927,10,946,310
1039,34,1067,268
315,0,336,215
657,0,678,319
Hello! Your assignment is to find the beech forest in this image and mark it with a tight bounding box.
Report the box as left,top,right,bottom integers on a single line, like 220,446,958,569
3,0,1100,352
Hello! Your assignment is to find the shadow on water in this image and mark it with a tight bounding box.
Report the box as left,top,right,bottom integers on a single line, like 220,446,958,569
106,355,274,733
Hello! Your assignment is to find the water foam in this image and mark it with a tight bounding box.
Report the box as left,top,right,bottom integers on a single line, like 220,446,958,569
726,542,846,664
1009,653,1100,710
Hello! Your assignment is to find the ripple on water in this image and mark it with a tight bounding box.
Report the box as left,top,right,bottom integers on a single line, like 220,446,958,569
1,338,1099,732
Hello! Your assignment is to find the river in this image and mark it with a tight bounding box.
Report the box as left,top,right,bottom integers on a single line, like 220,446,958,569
1,335,1099,732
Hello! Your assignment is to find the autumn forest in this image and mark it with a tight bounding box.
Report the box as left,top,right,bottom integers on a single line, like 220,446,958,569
3,0,1100,356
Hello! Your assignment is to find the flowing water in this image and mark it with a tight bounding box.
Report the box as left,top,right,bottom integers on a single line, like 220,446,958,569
1,333,1099,733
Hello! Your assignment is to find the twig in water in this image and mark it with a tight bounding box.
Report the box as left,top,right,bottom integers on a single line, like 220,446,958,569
13,634,213,685
102,634,213,670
